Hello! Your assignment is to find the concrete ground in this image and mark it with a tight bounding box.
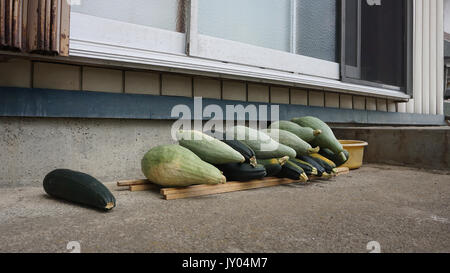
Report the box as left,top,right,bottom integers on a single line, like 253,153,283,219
0,164,449,253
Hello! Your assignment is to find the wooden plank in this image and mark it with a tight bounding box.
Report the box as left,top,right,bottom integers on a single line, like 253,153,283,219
0,0,5,45
11,0,21,49
129,183,160,192
37,0,46,50
116,179,149,187
164,179,295,200
335,167,350,176
50,0,59,52
160,177,283,195
5,0,12,45
59,0,69,56
26,0,38,51
21,0,28,50
162,167,351,200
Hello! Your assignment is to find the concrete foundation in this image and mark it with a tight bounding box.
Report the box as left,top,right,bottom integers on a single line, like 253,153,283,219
333,127,450,171
1,117,449,187
0,117,175,187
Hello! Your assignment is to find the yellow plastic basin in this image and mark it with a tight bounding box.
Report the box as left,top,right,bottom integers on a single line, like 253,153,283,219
339,140,368,170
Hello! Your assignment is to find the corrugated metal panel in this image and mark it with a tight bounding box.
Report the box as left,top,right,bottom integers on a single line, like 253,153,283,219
429,0,437,115
0,0,69,56
410,0,444,116
437,0,444,115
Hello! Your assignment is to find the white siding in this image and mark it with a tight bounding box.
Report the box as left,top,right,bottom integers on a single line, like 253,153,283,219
409,0,444,116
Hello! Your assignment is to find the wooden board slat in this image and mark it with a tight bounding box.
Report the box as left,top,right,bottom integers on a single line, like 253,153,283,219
116,179,149,187
164,179,294,200
129,183,159,192
116,167,351,200
160,177,282,195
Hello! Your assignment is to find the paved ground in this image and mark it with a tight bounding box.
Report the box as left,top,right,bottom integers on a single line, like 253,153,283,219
0,164,449,253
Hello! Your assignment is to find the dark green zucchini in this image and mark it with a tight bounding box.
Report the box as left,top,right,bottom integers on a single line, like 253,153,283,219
309,155,336,174
43,169,116,211
319,148,350,167
297,155,326,177
290,158,318,176
216,163,266,182
222,139,257,167
257,156,289,177
276,160,308,182
206,131,257,167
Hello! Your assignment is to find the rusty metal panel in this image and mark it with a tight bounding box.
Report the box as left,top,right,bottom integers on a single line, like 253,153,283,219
59,0,69,56
11,0,21,49
50,0,59,52
0,0,5,46
26,0,38,51
0,0,67,54
5,0,12,46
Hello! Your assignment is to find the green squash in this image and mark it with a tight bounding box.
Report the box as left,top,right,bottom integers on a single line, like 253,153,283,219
141,144,226,187
43,169,116,211
226,126,297,160
177,130,245,165
263,129,320,156
270,120,321,142
291,116,347,162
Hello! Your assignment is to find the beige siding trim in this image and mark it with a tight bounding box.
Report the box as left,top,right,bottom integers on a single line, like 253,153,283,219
429,0,437,115
422,0,430,114
82,67,123,93
34,62,81,91
309,91,324,107
437,0,445,115
339,94,353,110
325,92,339,108
290,88,308,106
193,77,221,99
161,74,192,97
248,84,269,103
125,71,160,95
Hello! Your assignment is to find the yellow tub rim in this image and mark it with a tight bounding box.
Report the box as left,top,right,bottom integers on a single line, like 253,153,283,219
339,140,369,147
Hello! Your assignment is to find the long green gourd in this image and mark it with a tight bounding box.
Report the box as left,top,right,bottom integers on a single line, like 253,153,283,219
270,120,321,142
141,144,226,187
291,116,347,162
262,129,320,156
226,126,297,160
177,130,245,165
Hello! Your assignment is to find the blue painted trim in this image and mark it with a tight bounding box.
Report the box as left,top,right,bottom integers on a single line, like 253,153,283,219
0,87,446,125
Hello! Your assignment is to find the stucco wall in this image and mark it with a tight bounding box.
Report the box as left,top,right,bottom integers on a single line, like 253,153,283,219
0,117,175,187
0,58,401,113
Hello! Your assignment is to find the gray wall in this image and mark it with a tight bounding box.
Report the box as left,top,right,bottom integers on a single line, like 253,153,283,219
334,127,450,171
0,117,175,187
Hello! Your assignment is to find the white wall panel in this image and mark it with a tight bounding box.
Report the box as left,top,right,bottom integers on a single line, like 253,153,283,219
413,0,423,114
412,0,444,116
422,0,430,114
437,0,445,115
429,0,437,115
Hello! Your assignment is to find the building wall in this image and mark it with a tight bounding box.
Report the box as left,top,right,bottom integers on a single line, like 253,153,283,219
0,1,446,186
0,117,174,187
0,58,404,113
397,0,445,115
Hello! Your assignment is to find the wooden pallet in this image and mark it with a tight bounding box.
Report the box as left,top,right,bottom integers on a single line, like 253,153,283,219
116,167,350,200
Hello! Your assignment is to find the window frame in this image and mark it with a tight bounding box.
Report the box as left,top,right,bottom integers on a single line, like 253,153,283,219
68,0,411,100
340,0,414,95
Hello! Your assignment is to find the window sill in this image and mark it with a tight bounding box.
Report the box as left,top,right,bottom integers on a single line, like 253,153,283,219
69,37,410,101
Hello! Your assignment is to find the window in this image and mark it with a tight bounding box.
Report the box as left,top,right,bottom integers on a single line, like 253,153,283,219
70,0,186,56
190,0,340,79
341,0,413,93
296,0,338,62
69,0,411,100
